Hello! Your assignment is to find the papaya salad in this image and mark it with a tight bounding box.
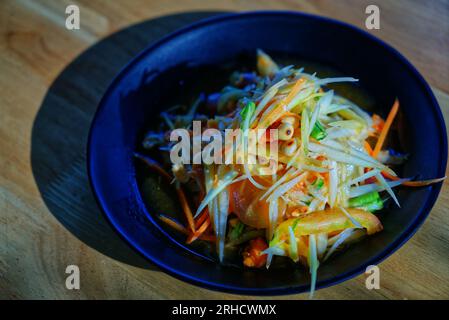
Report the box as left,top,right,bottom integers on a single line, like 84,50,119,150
136,50,445,295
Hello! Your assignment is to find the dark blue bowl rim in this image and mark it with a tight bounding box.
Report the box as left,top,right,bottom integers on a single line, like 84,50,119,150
87,10,448,295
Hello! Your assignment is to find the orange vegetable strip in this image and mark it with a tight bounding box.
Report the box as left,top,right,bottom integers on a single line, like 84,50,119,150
134,152,172,181
176,188,196,233
283,78,306,106
364,141,373,156
158,215,188,234
258,78,305,128
195,207,209,229
134,153,195,232
135,152,196,232
381,171,446,187
399,177,446,187
372,99,399,158
159,216,215,242
198,234,216,242
186,217,211,244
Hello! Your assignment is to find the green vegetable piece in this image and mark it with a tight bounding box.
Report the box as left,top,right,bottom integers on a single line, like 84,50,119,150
348,191,383,212
310,121,327,140
312,178,324,190
362,198,384,212
292,218,300,231
229,222,245,240
240,101,256,129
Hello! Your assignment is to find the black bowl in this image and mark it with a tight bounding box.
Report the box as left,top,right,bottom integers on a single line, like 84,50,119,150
87,11,447,295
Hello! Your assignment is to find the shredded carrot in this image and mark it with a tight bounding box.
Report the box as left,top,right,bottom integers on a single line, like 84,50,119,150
186,217,211,244
258,78,305,128
364,141,373,156
380,171,400,181
198,234,216,242
195,207,209,229
371,114,384,133
372,99,399,158
284,78,306,106
159,215,215,242
134,153,172,181
284,111,301,118
136,152,197,233
381,171,446,187
176,188,196,233
159,215,187,234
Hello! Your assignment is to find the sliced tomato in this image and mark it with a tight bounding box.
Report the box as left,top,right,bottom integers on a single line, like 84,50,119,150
229,179,270,229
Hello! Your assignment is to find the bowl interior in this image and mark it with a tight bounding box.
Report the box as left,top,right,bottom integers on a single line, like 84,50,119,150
88,12,446,294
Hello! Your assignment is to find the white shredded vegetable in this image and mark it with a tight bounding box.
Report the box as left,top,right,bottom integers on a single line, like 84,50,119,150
339,206,363,229
268,199,279,240
268,172,308,201
261,167,297,200
347,169,380,186
375,172,400,207
329,160,338,207
217,187,229,262
323,228,356,261
251,79,287,124
349,179,409,198
194,170,238,218
288,226,299,262
301,107,310,154
308,235,319,298
316,233,328,258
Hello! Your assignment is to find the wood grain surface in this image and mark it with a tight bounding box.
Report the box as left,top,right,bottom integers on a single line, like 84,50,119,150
1,0,448,299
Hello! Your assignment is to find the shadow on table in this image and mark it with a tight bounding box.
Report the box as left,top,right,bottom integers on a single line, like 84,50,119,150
31,11,226,269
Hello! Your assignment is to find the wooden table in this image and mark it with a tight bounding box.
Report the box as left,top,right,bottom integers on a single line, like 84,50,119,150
1,0,448,299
